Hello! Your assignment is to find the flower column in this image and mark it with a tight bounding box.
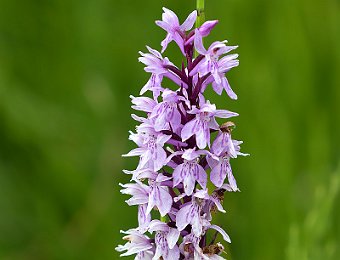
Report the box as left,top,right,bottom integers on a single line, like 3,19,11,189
116,7,247,260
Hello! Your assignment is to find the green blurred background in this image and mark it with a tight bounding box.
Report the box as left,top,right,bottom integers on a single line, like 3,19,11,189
0,0,339,259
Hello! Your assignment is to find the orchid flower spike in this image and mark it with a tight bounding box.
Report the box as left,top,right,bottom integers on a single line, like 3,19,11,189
118,7,247,260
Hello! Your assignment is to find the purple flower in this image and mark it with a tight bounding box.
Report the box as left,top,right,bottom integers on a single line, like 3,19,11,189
138,204,151,233
212,122,249,158
209,155,238,190
123,129,171,171
192,30,239,99
119,182,151,231
212,129,237,158
176,190,210,237
116,229,154,259
120,174,173,228
146,174,173,217
173,149,207,195
181,101,238,149
139,46,184,99
150,89,183,132
156,7,197,55
148,220,180,260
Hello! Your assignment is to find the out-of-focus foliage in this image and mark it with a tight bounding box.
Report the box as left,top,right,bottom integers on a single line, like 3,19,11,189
0,0,339,259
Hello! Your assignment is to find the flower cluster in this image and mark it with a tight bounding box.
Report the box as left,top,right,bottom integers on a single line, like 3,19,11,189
116,8,247,260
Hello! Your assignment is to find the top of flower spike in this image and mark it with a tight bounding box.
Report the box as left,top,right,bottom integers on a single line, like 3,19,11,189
156,7,197,55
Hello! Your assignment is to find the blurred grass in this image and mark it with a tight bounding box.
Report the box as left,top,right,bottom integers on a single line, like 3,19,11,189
0,0,339,259
286,165,340,260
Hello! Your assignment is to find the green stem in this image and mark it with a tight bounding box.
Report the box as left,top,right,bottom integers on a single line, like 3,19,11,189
196,0,205,28
195,0,205,57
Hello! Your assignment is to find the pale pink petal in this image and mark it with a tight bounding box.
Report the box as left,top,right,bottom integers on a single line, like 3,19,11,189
182,148,200,161
208,117,219,130
226,161,238,191
196,165,207,189
122,148,145,157
227,136,238,158
196,126,208,149
191,213,203,237
146,190,156,216
131,114,146,124
206,154,219,169
199,20,218,36
155,20,172,31
155,173,171,183
153,246,162,260
162,8,179,26
204,124,211,147
210,162,225,188
222,77,238,100
154,146,167,171
161,33,173,53
185,20,218,45
181,119,199,141
216,44,237,56
167,246,180,260
146,46,163,59
209,224,231,243
212,68,222,85
156,187,173,217
167,228,180,249
214,109,239,118
138,204,151,232
137,251,153,260
194,29,207,54
176,204,191,231
213,198,226,213
131,95,156,112
165,71,187,88
120,244,153,257
128,131,144,146
170,109,182,131
183,170,196,195
212,80,223,95
218,54,239,70
173,32,185,55
180,10,197,31
148,220,168,232
212,132,224,156
188,58,206,77
139,150,151,169
173,164,183,187
126,194,149,206
157,134,172,146
154,113,167,131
